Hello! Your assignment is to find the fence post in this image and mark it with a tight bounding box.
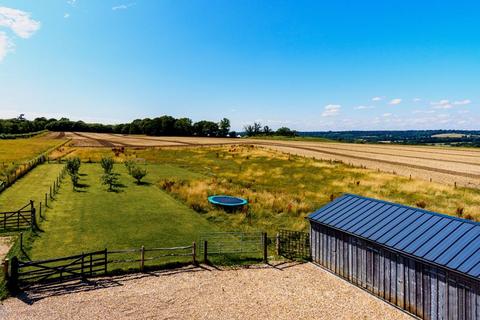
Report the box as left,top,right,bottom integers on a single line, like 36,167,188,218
45,193,48,207
9,256,18,292
140,245,145,272
3,258,9,282
203,240,208,263
19,232,23,252
50,186,53,199
192,242,197,265
276,232,280,256
262,232,268,263
39,202,42,220
30,200,36,230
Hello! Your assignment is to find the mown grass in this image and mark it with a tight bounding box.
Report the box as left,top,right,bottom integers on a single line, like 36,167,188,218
29,164,218,261
0,134,66,181
0,163,64,210
64,145,480,236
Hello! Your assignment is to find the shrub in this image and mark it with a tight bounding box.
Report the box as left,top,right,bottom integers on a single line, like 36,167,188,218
124,160,135,174
456,207,464,217
100,157,114,174
102,173,118,192
416,201,427,209
130,166,147,184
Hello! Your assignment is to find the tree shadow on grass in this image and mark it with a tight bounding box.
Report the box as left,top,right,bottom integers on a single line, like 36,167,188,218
135,181,152,186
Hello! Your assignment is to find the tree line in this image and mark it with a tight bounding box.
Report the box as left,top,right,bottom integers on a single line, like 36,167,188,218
243,122,298,137
0,115,235,137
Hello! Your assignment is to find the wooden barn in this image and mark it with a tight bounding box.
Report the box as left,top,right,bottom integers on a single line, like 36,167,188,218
308,194,480,319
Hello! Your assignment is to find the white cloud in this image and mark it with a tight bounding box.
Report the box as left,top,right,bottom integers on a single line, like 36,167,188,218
64,13,70,19
112,3,136,11
413,98,421,102
322,104,341,117
354,105,375,110
454,99,471,105
0,7,40,62
0,7,41,38
389,98,402,105
382,113,392,117
431,99,453,109
67,0,77,6
0,31,13,61
372,96,382,101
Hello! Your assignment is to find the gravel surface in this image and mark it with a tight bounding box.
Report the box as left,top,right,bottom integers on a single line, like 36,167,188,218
1,263,411,320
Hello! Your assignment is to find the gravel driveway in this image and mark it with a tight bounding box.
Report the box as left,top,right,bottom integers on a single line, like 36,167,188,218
1,262,412,320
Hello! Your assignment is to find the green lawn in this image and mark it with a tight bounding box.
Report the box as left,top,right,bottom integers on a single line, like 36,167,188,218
29,164,218,262
0,163,64,211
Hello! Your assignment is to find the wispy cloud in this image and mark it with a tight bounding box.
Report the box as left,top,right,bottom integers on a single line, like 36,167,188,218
322,104,341,117
64,13,70,19
389,98,402,105
0,7,41,38
0,31,13,61
354,105,374,110
67,0,77,6
431,99,452,109
413,98,421,102
372,96,382,101
454,99,471,105
0,7,40,61
112,3,136,11
382,113,392,117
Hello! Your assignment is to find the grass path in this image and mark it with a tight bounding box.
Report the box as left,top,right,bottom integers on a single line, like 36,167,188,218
30,164,217,260
0,164,64,211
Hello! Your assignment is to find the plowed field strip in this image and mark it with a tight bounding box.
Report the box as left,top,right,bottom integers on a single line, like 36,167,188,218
106,134,195,146
320,142,480,158
255,142,480,180
291,144,480,167
73,132,130,147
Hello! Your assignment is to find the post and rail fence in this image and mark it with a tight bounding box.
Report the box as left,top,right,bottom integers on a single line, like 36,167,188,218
5,243,197,290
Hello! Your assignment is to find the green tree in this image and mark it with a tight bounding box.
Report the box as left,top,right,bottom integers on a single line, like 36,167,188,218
66,157,81,190
100,157,114,174
130,166,147,184
219,118,231,137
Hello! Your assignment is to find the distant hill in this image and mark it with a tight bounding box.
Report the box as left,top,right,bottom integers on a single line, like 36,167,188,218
298,130,480,146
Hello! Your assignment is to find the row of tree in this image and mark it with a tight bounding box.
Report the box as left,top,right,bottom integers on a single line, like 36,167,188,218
0,115,234,137
243,122,298,137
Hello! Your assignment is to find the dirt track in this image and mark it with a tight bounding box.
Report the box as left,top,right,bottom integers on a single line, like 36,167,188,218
1,263,411,320
62,132,480,188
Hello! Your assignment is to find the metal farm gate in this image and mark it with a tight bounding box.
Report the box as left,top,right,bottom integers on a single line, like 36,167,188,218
277,229,311,260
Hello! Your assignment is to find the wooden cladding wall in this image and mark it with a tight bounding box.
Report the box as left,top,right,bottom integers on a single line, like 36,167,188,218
310,222,480,320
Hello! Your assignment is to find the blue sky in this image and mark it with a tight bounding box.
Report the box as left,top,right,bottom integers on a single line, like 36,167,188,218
0,1,479,131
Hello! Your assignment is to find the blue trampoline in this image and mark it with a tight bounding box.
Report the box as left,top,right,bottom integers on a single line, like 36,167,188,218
208,195,248,209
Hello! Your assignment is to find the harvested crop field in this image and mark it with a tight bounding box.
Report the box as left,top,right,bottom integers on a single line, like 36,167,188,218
61,132,480,188
1,263,411,320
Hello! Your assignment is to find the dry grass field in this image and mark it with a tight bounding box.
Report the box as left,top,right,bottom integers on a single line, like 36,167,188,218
61,132,480,188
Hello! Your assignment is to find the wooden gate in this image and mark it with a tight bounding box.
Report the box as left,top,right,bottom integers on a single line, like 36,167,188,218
0,201,35,231
11,250,107,289
278,229,311,260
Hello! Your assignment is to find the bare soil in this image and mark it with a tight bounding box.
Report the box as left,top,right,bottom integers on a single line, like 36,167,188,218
1,263,411,320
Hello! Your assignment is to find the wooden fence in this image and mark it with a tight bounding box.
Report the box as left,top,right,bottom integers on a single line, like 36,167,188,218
0,201,35,231
6,244,196,290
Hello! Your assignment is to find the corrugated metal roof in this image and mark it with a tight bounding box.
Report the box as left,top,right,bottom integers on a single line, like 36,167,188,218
308,194,480,279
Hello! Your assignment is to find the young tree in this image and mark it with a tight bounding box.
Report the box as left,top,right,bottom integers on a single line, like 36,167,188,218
130,166,147,184
100,157,114,174
102,173,118,192
66,157,81,190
